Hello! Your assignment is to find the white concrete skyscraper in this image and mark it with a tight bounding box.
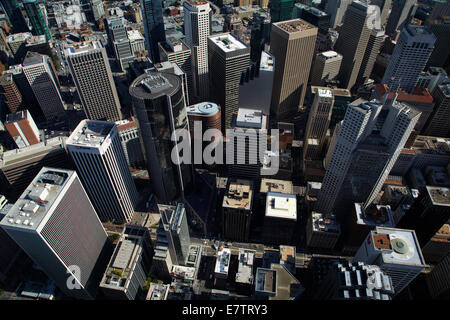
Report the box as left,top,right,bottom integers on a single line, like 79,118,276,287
315,96,420,216
66,40,122,122
183,0,211,101
66,120,138,223
381,25,436,93
0,167,108,300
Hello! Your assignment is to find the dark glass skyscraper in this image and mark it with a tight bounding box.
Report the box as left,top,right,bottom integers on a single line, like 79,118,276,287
129,72,193,203
0,0,28,33
140,0,166,63
270,0,294,23
23,0,51,40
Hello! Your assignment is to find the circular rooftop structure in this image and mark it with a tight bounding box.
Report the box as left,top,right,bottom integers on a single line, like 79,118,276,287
129,72,181,100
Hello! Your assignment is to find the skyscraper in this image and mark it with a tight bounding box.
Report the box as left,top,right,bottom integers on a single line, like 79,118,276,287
423,84,450,138
310,51,342,86
208,33,250,130
91,0,105,21
0,167,109,300
269,19,317,120
140,0,166,63
356,27,385,87
381,25,436,93
354,227,427,295
66,120,138,223
0,0,28,33
0,72,23,113
66,40,122,122
303,87,334,161
334,1,373,90
183,0,212,102
385,0,417,37
23,0,51,40
270,0,294,23
4,110,40,148
159,38,194,105
426,15,450,69
315,97,420,216
22,51,65,120
129,72,193,203
105,16,135,71
324,0,352,28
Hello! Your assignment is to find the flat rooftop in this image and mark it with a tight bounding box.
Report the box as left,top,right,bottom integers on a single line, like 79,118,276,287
355,204,396,227
311,211,340,233
7,32,32,43
209,33,247,52
234,108,266,129
426,186,450,206
235,249,255,284
319,51,341,59
129,72,180,100
5,110,29,124
127,29,144,41
0,168,73,231
260,179,293,194
255,268,276,294
273,19,315,33
215,248,231,276
318,88,333,98
67,120,114,148
265,192,297,220
64,40,103,56
186,102,220,116
171,265,196,281
371,227,426,267
223,180,253,210
412,136,450,155
260,51,274,72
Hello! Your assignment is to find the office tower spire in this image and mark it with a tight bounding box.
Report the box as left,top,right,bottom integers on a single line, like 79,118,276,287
66,40,122,122
208,33,250,130
381,25,436,93
66,120,138,223
0,167,109,300
129,72,193,203
269,19,317,120
140,0,166,63
183,0,212,102
334,1,373,90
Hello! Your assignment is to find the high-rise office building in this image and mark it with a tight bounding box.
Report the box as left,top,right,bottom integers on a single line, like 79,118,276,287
0,0,28,33
354,227,427,295
159,38,194,105
315,98,420,216
385,0,417,37
22,51,65,120
426,15,450,69
370,0,392,26
426,254,450,299
0,72,23,113
23,0,51,40
115,118,146,168
423,84,450,138
294,4,331,33
66,40,122,122
381,25,436,93
7,32,32,61
334,1,373,90
129,72,193,203
105,16,135,71
262,192,297,244
158,203,191,266
356,27,385,86
66,120,138,223
100,225,153,300
324,0,352,28
91,0,105,20
303,87,334,161
0,137,70,202
315,261,395,300
270,0,294,23
306,211,341,249
152,61,191,108
208,33,250,130
183,0,212,102
398,186,450,248
249,10,271,72
270,19,317,120
222,179,254,242
0,167,109,300
140,0,166,63
4,110,40,148
310,51,342,86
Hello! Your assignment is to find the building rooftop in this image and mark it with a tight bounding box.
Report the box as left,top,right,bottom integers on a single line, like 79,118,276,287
209,33,247,52
318,88,333,98
265,192,297,220
146,283,169,300
115,118,137,132
260,179,293,194
223,180,253,210
234,108,266,129
215,247,231,276
354,204,396,227
255,268,276,294
171,265,196,282
270,264,303,300
129,72,181,100
186,102,220,116
0,168,73,231
64,40,103,56
22,51,45,66
273,18,315,33
374,84,434,105
66,120,114,148
412,136,450,155
5,110,30,124
127,29,144,41
235,249,255,284
7,32,32,43
426,186,450,206
26,35,47,46
185,245,202,267
370,227,426,267
311,212,341,233
319,51,341,59
260,51,274,72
